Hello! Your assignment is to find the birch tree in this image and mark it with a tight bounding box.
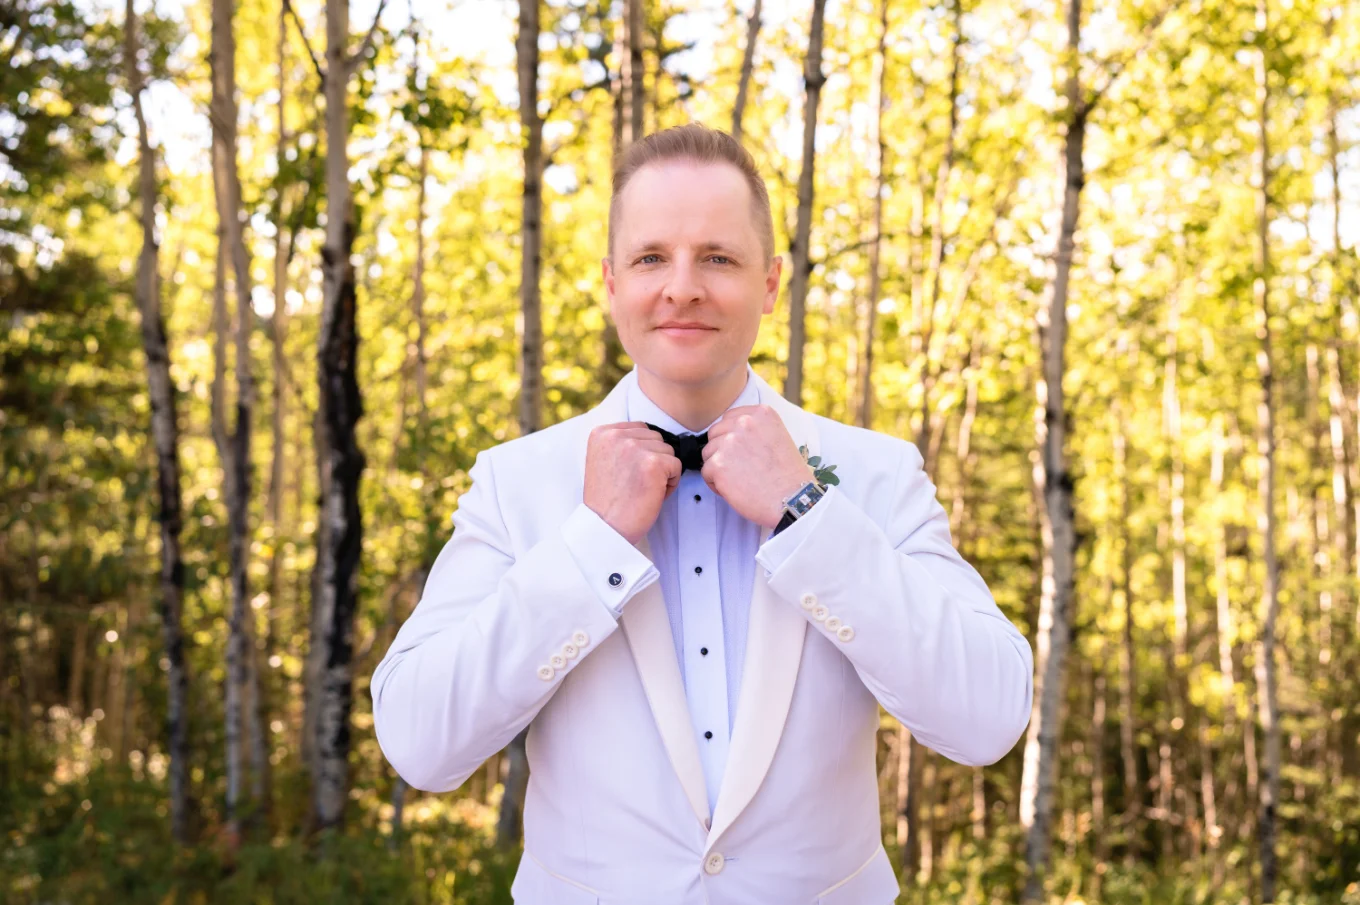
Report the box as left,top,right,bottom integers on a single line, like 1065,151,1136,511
782,0,827,406
730,0,761,143
123,0,191,844
1251,0,1281,894
498,0,545,849
208,0,261,841
1018,0,1085,894
301,0,386,833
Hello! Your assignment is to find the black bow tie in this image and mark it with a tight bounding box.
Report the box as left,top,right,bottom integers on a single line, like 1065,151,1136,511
645,422,708,472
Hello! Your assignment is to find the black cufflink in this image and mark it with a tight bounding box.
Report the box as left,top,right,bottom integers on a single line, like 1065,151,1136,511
608,572,622,587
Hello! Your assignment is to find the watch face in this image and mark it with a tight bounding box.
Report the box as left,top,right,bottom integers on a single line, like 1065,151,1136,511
788,482,824,516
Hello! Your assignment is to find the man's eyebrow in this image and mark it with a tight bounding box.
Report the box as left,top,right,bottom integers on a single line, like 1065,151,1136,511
623,240,746,257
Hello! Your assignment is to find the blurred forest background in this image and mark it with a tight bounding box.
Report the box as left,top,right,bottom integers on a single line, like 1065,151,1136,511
3,0,1360,901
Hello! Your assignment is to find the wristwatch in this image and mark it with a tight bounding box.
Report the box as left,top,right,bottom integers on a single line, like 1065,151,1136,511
772,479,827,536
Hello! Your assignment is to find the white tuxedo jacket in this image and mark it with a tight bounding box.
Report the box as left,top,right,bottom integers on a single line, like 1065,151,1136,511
372,366,1033,905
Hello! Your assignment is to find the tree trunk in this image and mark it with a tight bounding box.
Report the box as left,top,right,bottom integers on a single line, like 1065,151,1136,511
1210,416,1246,851
624,0,644,145
782,0,827,406
311,0,370,833
1165,288,1199,857
1325,78,1359,779
257,0,296,826
858,0,887,430
730,0,762,142
209,0,260,841
1090,670,1108,882
413,143,429,428
913,0,963,459
499,0,545,849
124,0,191,842
1251,2,1280,894
1018,0,1083,896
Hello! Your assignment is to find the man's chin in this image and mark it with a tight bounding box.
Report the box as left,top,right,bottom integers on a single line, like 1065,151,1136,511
640,354,738,386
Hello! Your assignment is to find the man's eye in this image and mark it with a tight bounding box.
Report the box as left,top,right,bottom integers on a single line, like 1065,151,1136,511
709,256,731,264
637,254,661,265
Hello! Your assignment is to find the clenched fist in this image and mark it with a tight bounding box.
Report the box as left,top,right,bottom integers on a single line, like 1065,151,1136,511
701,405,817,529
583,422,682,545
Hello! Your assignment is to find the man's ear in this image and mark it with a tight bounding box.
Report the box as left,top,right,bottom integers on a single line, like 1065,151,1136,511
602,256,615,307
763,255,783,315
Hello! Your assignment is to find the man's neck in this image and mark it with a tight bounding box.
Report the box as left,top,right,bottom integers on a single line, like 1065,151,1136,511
636,363,750,433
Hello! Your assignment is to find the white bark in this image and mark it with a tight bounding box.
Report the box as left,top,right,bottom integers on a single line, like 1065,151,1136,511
1018,0,1083,896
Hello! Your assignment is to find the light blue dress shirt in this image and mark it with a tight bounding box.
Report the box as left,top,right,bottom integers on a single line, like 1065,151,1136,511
626,365,762,813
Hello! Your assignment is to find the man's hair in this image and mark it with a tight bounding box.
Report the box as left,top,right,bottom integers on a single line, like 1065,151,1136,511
608,123,776,264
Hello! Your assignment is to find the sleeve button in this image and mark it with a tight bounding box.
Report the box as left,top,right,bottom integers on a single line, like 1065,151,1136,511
608,572,623,587
537,665,555,681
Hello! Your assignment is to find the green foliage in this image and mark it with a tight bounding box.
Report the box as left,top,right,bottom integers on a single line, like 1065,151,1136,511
1,767,518,905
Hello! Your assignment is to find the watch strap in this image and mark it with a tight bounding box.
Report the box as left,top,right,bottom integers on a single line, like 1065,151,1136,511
772,509,797,537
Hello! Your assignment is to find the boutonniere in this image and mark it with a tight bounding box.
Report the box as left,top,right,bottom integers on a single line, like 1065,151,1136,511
798,445,840,486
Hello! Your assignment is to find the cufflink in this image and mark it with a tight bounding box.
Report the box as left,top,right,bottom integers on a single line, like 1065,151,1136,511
608,572,623,587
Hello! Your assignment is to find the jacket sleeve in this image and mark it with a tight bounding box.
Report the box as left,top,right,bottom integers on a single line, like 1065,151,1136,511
754,440,1033,766
371,448,659,792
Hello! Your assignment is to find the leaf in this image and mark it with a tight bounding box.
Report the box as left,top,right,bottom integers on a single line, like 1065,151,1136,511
808,455,822,466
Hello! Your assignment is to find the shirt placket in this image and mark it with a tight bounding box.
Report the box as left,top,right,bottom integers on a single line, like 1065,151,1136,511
678,467,729,812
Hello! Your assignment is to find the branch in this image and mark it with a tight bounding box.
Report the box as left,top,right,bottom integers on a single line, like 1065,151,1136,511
1086,0,1184,110
814,232,897,269
283,0,326,89
347,0,390,77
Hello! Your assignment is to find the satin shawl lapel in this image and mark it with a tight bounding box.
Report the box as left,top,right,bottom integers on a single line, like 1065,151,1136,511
623,535,712,829
574,370,711,829
704,368,816,850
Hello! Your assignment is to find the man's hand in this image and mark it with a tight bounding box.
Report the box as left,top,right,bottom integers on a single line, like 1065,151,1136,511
702,405,816,529
583,422,682,545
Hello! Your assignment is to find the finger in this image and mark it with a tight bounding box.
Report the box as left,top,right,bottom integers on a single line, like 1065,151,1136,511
701,434,731,461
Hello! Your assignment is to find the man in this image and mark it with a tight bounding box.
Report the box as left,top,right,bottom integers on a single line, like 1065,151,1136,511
372,124,1033,905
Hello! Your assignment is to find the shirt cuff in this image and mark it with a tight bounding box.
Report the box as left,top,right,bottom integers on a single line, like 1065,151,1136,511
754,485,838,579
560,502,660,618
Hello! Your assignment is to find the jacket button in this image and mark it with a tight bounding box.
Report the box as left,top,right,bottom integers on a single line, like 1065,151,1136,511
812,605,829,623
549,654,567,670
562,643,579,659
608,572,623,587
837,625,856,642
536,665,555,681
704,852,725,875
800,593,817,610
824,616,842,632
572,630,590,648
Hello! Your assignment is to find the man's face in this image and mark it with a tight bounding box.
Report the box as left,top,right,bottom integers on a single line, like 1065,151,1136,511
603,160,782,389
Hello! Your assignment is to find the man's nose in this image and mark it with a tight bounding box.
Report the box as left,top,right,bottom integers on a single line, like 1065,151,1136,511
662,257,704,304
